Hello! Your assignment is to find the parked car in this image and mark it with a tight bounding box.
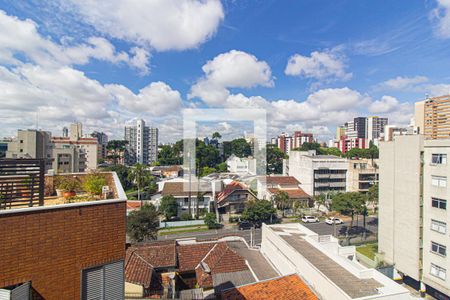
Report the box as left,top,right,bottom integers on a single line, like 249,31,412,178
238,221,253,230
325,217,343,225
301,216,319,223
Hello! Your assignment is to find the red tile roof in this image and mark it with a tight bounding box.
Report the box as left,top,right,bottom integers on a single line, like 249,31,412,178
268,187,310,199
125,251,154,288
196,242,250,288
265,176,300,186
217,181,255,204
128,241,177,269
127,201,142,209
221,274,318,300
202,242,248,274
177,242,216,272
161,182,212,197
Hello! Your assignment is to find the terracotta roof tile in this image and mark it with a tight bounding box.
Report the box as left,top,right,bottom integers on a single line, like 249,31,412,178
128,241,177,269
217,181,256,204
265,176,300,186
267,187,311,199
161,182,212,197
125,251,154,288
177,242,216,272
221,274,318,300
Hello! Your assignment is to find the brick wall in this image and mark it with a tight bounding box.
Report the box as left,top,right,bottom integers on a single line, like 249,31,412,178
0,201,126,299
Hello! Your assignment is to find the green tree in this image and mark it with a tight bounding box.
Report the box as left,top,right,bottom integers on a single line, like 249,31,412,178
266,144,287,174
367,183,379,212
299,142,322,152
320,147,343,157
331,192,366,232
204,212,219,229
101,164,133,190
200,166,217,177
106,140,128,165
159,195,178,220
273,191,291,217
314,193,327,212
212,132,222,140
127,203,159,242
128,164,153,201
241,200,277,225
216,162,228,172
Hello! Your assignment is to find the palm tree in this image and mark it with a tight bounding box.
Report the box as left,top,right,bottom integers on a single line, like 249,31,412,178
128,163,151,202
314,193,327,213
273,191,290,217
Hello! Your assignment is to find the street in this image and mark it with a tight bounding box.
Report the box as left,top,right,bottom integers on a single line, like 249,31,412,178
303,216,378,237
157,217,378,246
158,227,262,245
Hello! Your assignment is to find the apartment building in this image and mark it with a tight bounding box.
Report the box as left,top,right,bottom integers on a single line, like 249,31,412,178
335,136,368,154
367,116,388,142
347,158,378,193
6,129,53,171
124,119,158,165
286,150,348,196
414,95,450,140
0,160,127,299
91,131,108,160
52,123,98,171
274,131,314,155
379,135,450,298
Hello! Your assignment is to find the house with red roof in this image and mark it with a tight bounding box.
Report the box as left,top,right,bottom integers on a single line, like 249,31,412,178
216,181,257,214
257,175,313,208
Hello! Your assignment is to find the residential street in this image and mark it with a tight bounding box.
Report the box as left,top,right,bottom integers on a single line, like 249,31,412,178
157,217,378,246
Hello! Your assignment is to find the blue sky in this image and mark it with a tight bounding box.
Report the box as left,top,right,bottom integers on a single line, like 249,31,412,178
1,0,450,142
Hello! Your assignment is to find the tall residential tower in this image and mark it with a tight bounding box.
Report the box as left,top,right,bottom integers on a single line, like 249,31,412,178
124,119,158,165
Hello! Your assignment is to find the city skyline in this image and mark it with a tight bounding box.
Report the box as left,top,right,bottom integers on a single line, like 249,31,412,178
1,1,450,142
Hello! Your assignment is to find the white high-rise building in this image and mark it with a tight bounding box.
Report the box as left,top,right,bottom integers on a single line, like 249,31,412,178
379,135,450,298
124,119,158,165
367,116,388,142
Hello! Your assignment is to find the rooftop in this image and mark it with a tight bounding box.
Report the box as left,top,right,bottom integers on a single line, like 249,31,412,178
0,159,125,212
267,187,310,199
262,224,412,299
265,175,300,186
127,241,177,269
221,274,318,300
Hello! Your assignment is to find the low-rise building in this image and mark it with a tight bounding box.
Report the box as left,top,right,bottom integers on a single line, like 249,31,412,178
346,158,378,193
286,150,348,196
226,154,256,175
257,175,313,208
216,181,257,214
261,223,412,300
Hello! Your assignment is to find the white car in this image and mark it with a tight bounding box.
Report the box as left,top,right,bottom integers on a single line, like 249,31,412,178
301,216,319,223
325,217,343,225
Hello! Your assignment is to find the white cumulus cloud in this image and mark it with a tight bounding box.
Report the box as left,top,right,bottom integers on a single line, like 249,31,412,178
189,50,274,105
431,0,450,38
61,0,224,51
285,48,352,82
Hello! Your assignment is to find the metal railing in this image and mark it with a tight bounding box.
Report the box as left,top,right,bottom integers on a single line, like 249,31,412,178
0,159,45,209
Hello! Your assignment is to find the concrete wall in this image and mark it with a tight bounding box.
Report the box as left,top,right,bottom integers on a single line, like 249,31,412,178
378,135,423,281
422,139,450,295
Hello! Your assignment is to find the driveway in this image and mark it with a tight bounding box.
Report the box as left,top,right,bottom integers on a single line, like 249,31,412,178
302,217,378,237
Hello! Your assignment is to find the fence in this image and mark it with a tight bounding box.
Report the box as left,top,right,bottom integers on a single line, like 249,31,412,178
159,220,205,228
0,159,45,209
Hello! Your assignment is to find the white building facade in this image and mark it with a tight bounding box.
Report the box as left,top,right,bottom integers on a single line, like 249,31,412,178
124,119,158,165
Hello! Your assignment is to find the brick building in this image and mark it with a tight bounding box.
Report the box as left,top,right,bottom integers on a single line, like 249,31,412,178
0,163,127,300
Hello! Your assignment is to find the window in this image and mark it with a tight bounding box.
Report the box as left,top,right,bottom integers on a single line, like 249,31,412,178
430,263,446,280
431,242,447,256
81,261,124,300
431,219,447,234
432,154,447,165
432,176,447,188
432,198,447,210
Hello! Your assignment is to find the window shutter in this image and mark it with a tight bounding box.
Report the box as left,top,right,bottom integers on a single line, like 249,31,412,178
82,267,103,300
104,261,124,300
11,282,30,300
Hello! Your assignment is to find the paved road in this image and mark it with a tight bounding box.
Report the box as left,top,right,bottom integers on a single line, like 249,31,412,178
302,217,378,237
158,227,262,245
157,217,377,245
